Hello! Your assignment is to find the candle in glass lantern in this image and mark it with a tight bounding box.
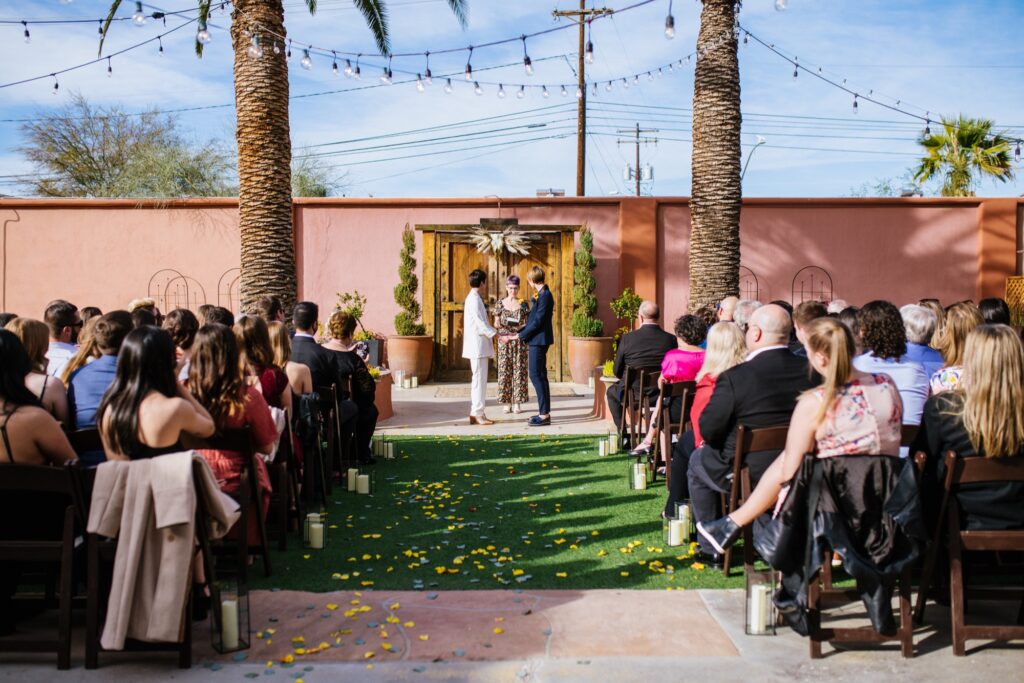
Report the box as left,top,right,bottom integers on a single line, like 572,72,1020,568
404,378,412,389
599,440,609,457
588,375,595,389
221,599,240,650
632,462,647,490
386,443,395,459
609,434,619,454
667,519,684,546
356,474,370,494
411,376,419,388
347,467,359,492
748,583,770,635
309,522,324,549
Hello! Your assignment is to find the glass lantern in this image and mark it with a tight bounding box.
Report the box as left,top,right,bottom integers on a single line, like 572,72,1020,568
673,499,695,542
598,437,610,457
745,569,777,636
663,516,687,547
608,432,620,455
628,460,648,490
355,467,376,495
304,511,326,549
210,577,250,653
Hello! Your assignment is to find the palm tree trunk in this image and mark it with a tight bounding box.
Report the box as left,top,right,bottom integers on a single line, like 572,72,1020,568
231,0,296,316
688,0,741,311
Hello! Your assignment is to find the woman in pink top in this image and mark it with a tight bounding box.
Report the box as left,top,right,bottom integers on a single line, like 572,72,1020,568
698,317,903,554
630,315,707,456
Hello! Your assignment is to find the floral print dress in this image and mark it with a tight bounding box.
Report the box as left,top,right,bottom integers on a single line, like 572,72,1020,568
814,374,903,457
491,299,530,405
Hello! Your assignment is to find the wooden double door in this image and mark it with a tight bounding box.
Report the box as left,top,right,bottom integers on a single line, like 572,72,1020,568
420,226,576,382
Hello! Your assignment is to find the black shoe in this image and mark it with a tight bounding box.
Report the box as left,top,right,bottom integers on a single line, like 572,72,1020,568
191,584,210,622
697,516,742,555
696,551,724,570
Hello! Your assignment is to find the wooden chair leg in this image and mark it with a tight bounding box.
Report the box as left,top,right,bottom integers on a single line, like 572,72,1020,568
808,572,823,659
178,592,192,669
57,507,74,670
255,490,272,578
276,465,289,552
85,535,100,669
949,539,966,656
899,566,914,658
914,533,941,625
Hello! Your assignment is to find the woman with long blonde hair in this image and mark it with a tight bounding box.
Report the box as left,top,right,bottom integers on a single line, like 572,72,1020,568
914,324,1024,529
930,301,983,393
697,317,904,553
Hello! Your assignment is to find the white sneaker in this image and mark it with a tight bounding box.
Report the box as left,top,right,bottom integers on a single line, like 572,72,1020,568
503,405,513,414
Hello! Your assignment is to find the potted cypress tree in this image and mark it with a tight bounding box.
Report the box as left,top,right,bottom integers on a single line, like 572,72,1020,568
386,224,433,382
568,227,612,385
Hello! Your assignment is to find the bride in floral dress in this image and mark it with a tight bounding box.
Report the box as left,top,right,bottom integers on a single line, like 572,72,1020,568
491,275,530,413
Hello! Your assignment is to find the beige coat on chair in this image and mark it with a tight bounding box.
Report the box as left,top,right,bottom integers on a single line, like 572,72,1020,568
87,453,240,649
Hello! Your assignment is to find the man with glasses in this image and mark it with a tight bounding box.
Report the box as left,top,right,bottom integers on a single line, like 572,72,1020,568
44,299,81,378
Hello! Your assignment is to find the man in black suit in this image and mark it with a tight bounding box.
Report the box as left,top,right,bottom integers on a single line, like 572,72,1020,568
606,301,677,441
290,301,367,463
515,266,555,426
688,303,818,563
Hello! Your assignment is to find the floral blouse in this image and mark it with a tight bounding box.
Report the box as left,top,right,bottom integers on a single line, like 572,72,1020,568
814,374,903,458
930,365,962,394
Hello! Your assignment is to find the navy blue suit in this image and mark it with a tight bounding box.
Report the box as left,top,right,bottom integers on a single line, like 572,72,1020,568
519,285,555,415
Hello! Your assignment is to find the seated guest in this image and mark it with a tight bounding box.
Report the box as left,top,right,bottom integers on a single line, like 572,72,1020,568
60,316,101,385
930,301,982,393
837,306,861,354
913,324,1024,530
131,307,157,329
607,301,678,443
162,308,199,381
717,296,738,322
43,300,80,379
630,314,707,456
197,303,216,326
0,313,17,329
80,306,102,323
790,300,827,356
698,317,903,553
323,311,378,464
97,327,215,460
128,297,164,326
0,330,76,466
687,304,818,565
853,300,929,425
5,317,68,425
67,311,133,436
663,321,746,517
732,299,762,334
188,324,277,539
918,299,945,348
826,299,849,314
900,304,943,378
978,297,1010,326
204,306,235,327
268,321,313,397
256,295,285,323
235,316,292,414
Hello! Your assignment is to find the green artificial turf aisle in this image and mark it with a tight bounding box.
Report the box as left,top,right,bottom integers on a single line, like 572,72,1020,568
251,435,749,593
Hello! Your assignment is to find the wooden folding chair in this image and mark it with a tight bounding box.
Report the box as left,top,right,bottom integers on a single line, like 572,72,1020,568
914,452,1024,655
267,419,297,551
66,427,104,455
723,425,789,576
0,465,78,670
315,384,346,492
622,364,661,452
652,380,697,488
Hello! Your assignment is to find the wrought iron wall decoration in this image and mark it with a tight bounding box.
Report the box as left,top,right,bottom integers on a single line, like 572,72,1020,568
791,266,834,304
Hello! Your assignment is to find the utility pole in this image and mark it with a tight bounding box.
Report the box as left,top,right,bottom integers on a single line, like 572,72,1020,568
617,123,658,196
552,1,611,197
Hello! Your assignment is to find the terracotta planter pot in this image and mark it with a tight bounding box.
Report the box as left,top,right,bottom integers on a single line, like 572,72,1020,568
386,335,434,382
568,336,614,385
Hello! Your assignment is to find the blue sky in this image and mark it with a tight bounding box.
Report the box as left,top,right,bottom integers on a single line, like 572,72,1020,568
1,0,1022,198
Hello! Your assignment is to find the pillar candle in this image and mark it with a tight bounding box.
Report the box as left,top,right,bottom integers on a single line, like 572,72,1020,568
609,434,619,454
347,468,359,492
221,599,240,650
749,584,769,635
599,441,609,457
356,474,370,494
667,519,684,546
404,378,413,389
309,522,324,549
386,443,395,459
588,375,595,389
411,376,419,388
633,463,646,490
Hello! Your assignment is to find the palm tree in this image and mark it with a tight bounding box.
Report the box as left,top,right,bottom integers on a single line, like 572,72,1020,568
103,0,467,316
688,0,742,312
914,115,1015,197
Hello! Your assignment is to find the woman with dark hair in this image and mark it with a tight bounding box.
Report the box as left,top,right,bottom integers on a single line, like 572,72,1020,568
0,330,76,466
188,324,277,539
492,275,530,413
162,308,199,381
5,317,69,425
977,297,1010,326
852,300,929,425
97,327,215,460
80,306,102,323
235,315,291,415
323,311,378,461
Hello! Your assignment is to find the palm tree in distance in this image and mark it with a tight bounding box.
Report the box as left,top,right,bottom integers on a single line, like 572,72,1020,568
102,0,468,316
688,0,742,311
913,115,1015,197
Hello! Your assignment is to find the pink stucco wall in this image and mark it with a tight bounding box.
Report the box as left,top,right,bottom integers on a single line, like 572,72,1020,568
1,197,1017,334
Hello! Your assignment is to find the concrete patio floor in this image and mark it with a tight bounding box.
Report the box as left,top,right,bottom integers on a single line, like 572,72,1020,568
2,588,1021,682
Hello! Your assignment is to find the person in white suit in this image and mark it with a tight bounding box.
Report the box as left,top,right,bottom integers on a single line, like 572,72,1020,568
463,268,498,425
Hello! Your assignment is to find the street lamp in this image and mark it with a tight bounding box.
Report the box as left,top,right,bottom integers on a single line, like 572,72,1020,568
741,135,767,182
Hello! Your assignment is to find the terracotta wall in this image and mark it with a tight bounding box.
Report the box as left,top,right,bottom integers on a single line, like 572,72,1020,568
1,197,1019,334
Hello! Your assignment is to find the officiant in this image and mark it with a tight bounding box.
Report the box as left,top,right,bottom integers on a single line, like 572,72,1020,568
491,275,530,414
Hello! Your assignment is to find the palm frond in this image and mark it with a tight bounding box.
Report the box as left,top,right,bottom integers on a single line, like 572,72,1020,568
98,1,123,56
353,0,390,56
194,1,211,58
306,0,318,15
445,0,469,29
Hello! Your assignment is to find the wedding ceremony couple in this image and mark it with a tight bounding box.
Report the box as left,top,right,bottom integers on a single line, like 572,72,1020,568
462,267,553,427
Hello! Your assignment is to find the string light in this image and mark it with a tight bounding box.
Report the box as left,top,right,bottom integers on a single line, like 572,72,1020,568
247,34,262,59
158,36,164,55
331,50,338,74
605,81,613,92
424,52,432,84
792,58,798,81
521,36,533,75
516,84,525,98
196,18,211,44
380,57,393,84
542,85,550,98
343,58,353,77
98,20,103,35
621,77,629,90
852,94,858,114
1015,142,1021,163
51,74,59,94
560,85,568,97
415,73,425,91
774,0,788,10
664,0,675,39
444,78,453,93
106,56,112,77
465,46,473,80
301,49,313,70
286,39,292,60
575,86,583,99
633,74,640,86
353,55,361,79
272,41,280,55
474,81,483,95
22,21,29,43
132,2,146,27
585,21,594,65
497,83,506,98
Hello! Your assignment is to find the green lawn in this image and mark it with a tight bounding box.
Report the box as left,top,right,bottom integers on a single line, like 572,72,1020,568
251,435,752,593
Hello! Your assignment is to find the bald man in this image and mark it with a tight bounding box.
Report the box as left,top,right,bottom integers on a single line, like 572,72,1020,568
685,304,819,565
607,300,677,445
717,296,739,322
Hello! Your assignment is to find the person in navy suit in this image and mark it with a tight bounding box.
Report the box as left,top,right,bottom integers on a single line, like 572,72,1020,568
510,266,554,426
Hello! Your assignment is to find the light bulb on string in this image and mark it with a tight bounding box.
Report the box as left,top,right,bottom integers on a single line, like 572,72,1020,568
22,21,30,43
331,51,338,74
301,49,312,70
497,84,506,98
560,85,568,97
743,32,749,47
353,55,361,79
575,86,583,99
585,39,594,64
106,56,112,77
443,78,453,94
273,41,280,55
667,63,673,72
415,74,425,92
465,46,473,80
592,81,598,96
774,0,788,10
633,74,640,86
1015,142,1021,163
51,74,59,95
380,57,393,84
286,39,292,60
792,58,798,82
343,59,353,77
132,2,146,26
197,19,211,44
158,36,164,55
664,0,675,39
605,81,613,92
247,35,263,59
852,94,858,114
424,52,432,85
657,68,664,78
474,81,483,95
521,36,533,75
97,20,103,35
542,86,550,98
621,78,629,90
924,116,931,136
647,71,654,82
516,85,526,99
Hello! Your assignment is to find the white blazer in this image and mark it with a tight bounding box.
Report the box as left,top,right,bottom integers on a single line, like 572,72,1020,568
462,289,497,359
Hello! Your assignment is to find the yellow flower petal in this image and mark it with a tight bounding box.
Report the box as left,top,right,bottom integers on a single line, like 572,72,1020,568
555,572,568,578
325,603,339,611
418,634,429,641
493,627,504,634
